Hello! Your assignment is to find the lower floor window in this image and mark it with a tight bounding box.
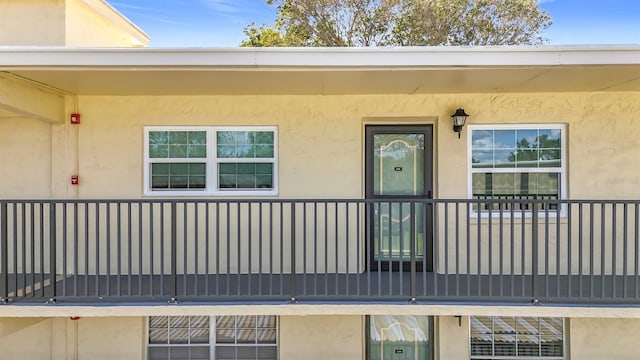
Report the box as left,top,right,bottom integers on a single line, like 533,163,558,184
368,315,433,360
470,316,564,359
148,315,278,360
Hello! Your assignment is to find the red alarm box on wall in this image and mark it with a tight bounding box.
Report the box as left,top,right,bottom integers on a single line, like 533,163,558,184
71,175,79,185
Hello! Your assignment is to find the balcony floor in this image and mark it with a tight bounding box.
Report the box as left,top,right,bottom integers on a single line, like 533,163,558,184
4,273,640,305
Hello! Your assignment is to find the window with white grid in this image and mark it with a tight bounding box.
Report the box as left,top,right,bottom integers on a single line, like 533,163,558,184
148,315,278,360
144,126,278,196
470,316,564,360
468,125,566,211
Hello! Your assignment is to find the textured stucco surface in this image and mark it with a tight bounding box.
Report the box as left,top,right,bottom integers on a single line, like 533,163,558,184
569,318,640,360
0,317,143,360
0,0,65,46
0,0,147,47
280,315,363,360
11,91,633,200
3,91,640,277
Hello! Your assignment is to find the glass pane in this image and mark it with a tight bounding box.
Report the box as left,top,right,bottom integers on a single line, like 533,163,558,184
515,149,539,167
236,329,257,344
149,131,206,159
149,316,168,328
254,131,274,144
190,328,209,344
217,130,275,159
469,316,563,359
215,346,236,359
149,131,169,145
151,163,207,190
494,130,515,148
169,328,190,344
494,150,515,168
236,315,256,328
257,316,277,328
149,144,168,158
147,347,169,360
169,144,187,158
373,202,425,262
471,130,493,149
471,150,493,168
218,163,273,190
470,316,493,335
492,173,516,196
149,329,168,344
516,129,538,150
189,347,210,360
189,131,206,145
169,131,188,144
188,145,206,158
373,133,425,196
216,329,236,344
169,316,189,328
540,335,564,356
235,145,254,158
217,316,236,329
255,144,274,158
257,329,277,344
471,128,562,170
369,315,431,360
257,346,278,360
472,172,559,201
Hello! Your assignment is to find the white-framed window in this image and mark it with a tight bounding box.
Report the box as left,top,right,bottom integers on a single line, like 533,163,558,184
147,315,278,360
144,126,278,196
468,125,566,211
470,316,564,360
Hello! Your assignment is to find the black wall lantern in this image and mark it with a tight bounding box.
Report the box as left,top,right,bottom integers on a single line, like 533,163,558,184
451,108,469,138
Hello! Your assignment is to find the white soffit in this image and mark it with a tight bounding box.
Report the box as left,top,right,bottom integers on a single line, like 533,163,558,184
1,46,640,95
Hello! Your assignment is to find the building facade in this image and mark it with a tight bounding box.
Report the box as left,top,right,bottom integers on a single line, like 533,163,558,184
1,1,640,359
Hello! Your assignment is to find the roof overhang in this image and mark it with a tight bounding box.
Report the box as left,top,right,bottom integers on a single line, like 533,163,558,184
1,45,640,95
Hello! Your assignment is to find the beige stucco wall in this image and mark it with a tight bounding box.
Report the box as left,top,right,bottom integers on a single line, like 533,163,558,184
65,0,149,47
2,92,625,199
0,0,148,47
0,0,65,46
45,92,640,200
0,118,52,198
3,315,640,360
0,317,143,360
437,316,469,360
568,317,640,360
3,92,640,276
280,315,364,360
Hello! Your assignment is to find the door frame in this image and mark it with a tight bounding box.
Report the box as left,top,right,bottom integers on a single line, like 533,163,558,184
364,124,434,272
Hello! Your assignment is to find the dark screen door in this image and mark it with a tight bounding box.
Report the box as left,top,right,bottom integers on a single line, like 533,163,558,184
365,125,433,271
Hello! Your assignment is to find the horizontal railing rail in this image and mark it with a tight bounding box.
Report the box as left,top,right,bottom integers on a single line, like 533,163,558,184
0,198,639,305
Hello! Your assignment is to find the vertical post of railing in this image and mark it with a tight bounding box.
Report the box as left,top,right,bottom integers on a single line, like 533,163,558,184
1,202,7,300
531,201,539,302
170,202,177,300
290,202,297,301
409,201,416,301
49,203,57,299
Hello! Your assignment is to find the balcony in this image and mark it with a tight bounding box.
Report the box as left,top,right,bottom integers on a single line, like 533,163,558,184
1,199,639,305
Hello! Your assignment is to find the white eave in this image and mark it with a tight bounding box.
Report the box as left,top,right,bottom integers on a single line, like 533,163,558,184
0,45,639,95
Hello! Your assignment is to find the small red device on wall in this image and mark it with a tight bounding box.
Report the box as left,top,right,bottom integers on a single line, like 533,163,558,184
70,113,80,124
71,175,79,185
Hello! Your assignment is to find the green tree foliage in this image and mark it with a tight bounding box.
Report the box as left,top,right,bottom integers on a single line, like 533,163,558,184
241,0,551,47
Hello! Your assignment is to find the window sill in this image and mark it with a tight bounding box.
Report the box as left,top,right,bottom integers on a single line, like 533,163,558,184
143,189,279,197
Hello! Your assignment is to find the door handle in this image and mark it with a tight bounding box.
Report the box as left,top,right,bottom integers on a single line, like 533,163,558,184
427,190,432,199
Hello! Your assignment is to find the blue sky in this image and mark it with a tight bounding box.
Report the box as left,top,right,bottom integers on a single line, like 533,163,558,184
109,0,640,47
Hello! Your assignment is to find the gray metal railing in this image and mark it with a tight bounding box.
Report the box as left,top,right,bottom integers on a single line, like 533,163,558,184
1,199,639,305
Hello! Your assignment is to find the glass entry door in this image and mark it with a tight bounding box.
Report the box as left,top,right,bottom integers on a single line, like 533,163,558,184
368,315,433,360
365,125,433,271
